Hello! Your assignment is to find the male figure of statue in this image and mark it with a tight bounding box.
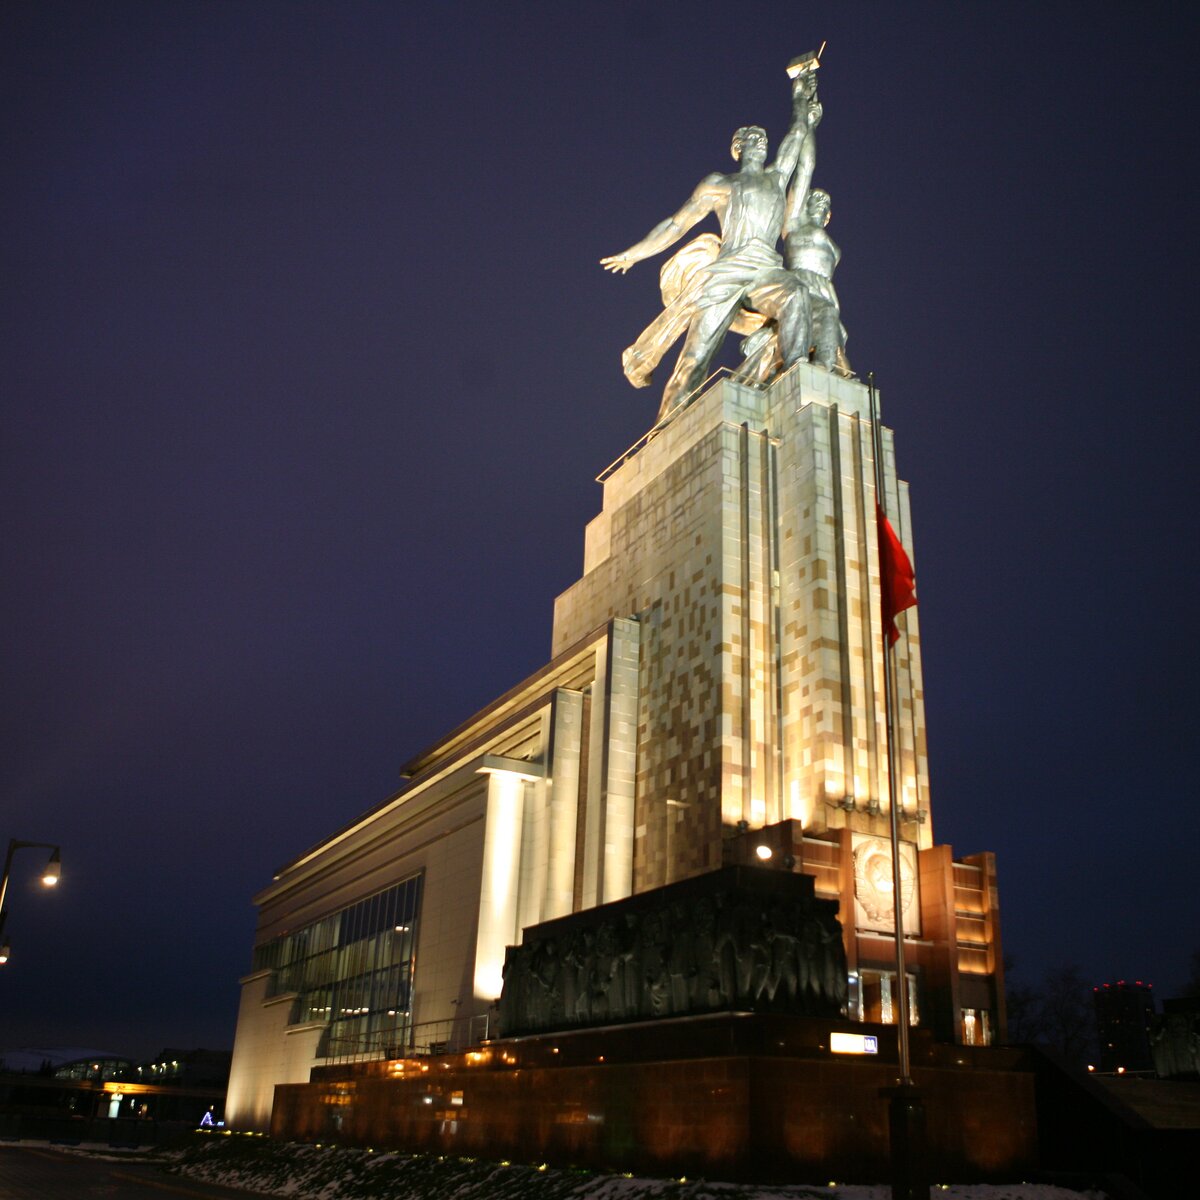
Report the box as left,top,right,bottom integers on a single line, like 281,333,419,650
602,67,821,419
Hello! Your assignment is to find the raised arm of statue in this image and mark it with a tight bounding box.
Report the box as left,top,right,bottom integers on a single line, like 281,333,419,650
772,76,819,178
600,175,725,274
778,78,822,220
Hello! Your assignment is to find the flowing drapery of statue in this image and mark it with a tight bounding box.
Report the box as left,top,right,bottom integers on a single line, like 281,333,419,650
601,49,851,421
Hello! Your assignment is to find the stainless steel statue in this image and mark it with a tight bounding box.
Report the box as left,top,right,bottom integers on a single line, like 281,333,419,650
602,51,849,419
785,187,848,374
738,186,850,385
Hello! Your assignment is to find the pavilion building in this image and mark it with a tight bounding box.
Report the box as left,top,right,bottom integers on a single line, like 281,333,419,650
225,364,1006,1134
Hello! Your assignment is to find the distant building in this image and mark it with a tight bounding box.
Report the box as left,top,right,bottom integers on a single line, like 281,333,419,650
111,1047,231,1122
0,1045,229,1131
131,1048,231,1090
1093,980,1155,1073
0,1047,131,1080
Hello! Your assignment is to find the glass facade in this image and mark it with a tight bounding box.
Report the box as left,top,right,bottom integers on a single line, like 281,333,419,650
252,873,422,1056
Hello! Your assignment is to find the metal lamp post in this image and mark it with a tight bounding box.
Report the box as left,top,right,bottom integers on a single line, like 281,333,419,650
0,838,63,964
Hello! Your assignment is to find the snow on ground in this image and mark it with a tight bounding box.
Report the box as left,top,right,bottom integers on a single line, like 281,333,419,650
153,1135,1108,1200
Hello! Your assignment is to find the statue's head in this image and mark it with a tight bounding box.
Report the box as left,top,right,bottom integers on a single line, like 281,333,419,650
730,125,768,164
806,188,832,226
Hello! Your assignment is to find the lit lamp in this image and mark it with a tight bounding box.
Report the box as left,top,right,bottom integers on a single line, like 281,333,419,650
0,838,64,966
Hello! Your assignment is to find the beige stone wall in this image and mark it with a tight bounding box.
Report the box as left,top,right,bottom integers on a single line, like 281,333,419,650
225,973,328,1132
771,379,929,847
225,971,283,1130
556,382,770,889
553,365,931,898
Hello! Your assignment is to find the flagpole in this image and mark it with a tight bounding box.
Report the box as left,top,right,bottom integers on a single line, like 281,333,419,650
868,372,913,1087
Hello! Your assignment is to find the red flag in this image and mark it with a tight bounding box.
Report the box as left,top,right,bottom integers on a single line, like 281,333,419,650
877,504,917,647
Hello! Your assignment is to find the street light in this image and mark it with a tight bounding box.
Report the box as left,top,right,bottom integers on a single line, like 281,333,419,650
0,839,63,965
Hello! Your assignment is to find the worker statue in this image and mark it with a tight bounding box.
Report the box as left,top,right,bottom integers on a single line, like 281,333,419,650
601,52,823,420
783,187,849,375
737,186,852,385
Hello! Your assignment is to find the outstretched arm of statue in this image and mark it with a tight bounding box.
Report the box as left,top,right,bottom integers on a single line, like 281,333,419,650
773,76,822,195
600,176,723,274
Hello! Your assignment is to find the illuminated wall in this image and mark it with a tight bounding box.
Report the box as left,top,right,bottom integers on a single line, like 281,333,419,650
227,623,643,1130
550,365,1003,1045
553,365,931,893
229,366,1001,1131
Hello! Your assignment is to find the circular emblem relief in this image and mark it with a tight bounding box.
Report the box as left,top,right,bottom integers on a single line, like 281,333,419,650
853,837,915,927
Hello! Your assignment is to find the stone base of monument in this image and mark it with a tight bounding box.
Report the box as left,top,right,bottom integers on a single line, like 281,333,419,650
271,1014,1037,1183
498,866,850,1038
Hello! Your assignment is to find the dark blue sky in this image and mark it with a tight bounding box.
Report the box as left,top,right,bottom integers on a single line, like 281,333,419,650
2,2,1197,1057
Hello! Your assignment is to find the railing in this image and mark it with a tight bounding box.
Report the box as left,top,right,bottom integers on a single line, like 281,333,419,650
596,367,765,482
320,1012,491,1064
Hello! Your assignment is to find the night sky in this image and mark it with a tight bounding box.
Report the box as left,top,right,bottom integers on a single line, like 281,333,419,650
3,2,1197,1059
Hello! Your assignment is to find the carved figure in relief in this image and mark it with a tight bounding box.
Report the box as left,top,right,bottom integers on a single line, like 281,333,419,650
615,913,641,1016
712,893,739,1003
601,61,823,420
818,910,849,1008
766,902,801,1004
691,898,719,1007
750,908,773,1002
528,939,561,1027
666,902,695,1011
641,909,672,1016
733,900,763,1002
592,921,619,1021
797,915,820,1002
497,874,848,1034
560,928,584,1022
578,929,599,1022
